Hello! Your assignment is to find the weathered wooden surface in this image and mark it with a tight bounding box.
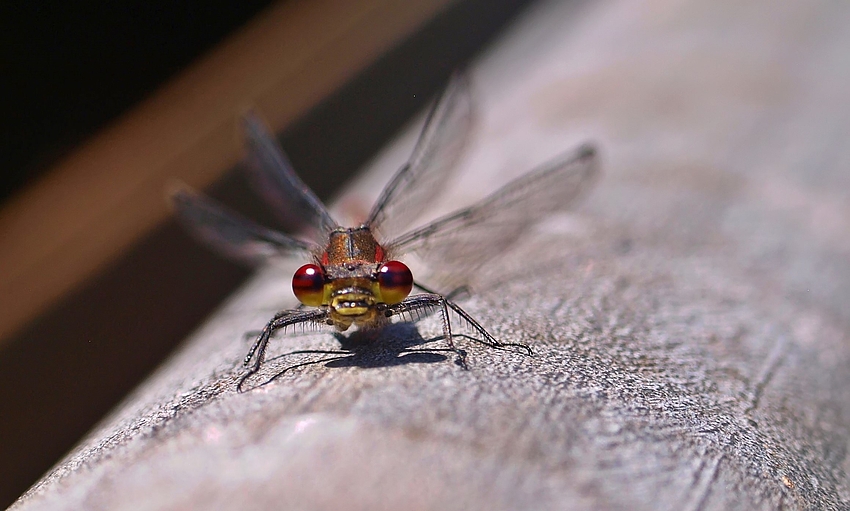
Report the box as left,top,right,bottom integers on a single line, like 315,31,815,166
11,0,850,509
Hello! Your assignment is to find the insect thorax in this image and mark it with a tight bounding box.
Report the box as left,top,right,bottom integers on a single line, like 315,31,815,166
323,226,385,266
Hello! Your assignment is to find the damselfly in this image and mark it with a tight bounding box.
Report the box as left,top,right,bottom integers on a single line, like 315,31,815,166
172,74,598,390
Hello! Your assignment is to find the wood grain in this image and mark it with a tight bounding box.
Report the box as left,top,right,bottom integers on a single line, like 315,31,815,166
11,0,850,509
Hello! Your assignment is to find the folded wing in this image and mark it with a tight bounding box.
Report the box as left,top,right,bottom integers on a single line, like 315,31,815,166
386,145,599,292
366,73,474,242
171,187,317,266
241,113,339,242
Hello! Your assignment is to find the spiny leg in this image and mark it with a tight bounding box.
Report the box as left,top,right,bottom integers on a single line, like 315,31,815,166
388,293,532,359
443,299,533,356
239,308,329,392
386,293,470,368
400,282,467,327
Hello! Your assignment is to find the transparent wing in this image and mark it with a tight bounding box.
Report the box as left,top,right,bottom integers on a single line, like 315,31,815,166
366,73,474,241
171,186,317,266
241,113,339,241
386,145,599,292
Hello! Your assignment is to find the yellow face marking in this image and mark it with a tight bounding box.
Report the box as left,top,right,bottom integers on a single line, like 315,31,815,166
324,278,377,317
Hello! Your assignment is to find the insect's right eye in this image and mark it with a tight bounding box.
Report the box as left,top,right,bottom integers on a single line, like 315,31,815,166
292,264,325,306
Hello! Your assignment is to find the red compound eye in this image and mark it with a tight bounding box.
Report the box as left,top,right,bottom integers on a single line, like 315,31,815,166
292,264,325,306
377,260,413,305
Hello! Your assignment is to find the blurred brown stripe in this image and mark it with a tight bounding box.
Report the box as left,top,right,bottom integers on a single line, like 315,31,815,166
0,0,456,345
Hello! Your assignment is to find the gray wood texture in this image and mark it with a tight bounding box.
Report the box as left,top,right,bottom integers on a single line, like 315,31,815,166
11,1,850,509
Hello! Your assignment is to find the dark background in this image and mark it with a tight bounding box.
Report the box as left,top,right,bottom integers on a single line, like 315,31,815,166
0,0,534,507
2,1,275,203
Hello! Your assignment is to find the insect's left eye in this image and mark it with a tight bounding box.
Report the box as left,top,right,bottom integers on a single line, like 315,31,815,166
377,260,413,304
292,264,325,306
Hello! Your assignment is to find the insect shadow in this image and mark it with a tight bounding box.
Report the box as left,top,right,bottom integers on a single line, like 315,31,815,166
238,322,467,391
